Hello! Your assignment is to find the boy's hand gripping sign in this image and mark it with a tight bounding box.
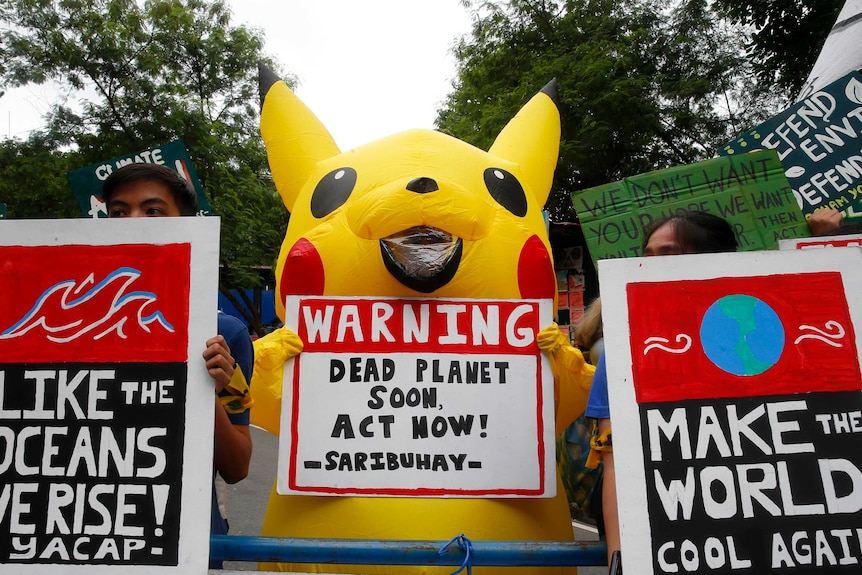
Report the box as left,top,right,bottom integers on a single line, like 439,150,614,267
277,296,556,497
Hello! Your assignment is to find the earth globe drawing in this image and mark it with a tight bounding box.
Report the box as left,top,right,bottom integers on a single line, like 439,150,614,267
699,294,785,376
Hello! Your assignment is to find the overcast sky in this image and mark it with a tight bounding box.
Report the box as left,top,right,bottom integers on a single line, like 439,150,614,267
0,0,474,151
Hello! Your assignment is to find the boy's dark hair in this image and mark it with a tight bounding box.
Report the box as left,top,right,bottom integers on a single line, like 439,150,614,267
643,210,738,254
102,163,199,216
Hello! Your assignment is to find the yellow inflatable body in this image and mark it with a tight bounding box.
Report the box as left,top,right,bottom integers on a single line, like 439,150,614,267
251,64,595,574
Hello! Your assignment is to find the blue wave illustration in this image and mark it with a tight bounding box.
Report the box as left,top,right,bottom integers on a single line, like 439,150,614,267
2,267,175,343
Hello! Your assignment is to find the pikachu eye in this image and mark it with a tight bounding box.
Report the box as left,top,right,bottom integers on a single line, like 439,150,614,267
310,167,357,218
484,168,527,217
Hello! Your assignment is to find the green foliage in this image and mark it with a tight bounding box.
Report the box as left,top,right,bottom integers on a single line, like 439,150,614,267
0,135,80,218
438,0,778,220
0,0,289,292
713,0,844,100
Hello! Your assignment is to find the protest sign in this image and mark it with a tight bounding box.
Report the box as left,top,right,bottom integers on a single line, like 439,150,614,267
0,218,219,574
599,248,862,575
65,141,212,218
276,295,556,497
780,233,862,250
720,71,862,218
572,149,809,264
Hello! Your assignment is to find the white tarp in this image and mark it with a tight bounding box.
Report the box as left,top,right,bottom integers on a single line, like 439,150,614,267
798,0,862,100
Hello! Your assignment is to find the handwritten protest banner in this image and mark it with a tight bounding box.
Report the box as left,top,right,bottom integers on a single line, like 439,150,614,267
780,233,862,250
0,218,218,574
720,71,862,218
599,248,862,575
66,140,212,219
572,149,809,264
277,295,556,497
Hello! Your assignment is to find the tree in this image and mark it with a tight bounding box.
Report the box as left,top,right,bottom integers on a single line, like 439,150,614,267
713,0,844,101
437,0,771,220
0,135,81,218
0,0,290,333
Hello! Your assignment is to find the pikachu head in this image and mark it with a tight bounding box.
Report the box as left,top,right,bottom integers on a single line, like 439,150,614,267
259,64,561,321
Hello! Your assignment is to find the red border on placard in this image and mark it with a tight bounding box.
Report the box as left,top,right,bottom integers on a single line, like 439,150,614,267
284,297,549,496
792,237,862,249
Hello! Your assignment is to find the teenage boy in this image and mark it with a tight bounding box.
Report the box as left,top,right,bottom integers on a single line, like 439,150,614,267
101,163,253,551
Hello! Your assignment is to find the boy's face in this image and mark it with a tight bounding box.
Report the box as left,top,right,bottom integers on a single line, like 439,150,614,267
107,180,181,217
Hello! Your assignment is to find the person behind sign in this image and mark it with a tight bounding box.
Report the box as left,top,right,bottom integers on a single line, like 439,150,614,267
101,163,253,555
573,297,603,365
585,210,738,564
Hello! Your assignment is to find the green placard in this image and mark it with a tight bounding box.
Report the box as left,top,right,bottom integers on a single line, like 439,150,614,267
0,203,6,219
65,140,212,218
572,149,810,264
719,71,862,218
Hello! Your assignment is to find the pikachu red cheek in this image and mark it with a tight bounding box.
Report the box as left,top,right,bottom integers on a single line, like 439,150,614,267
518,234,556,300
281,238,325,297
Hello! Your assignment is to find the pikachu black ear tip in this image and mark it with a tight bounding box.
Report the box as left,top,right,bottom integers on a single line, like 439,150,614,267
259,62,280,108
540,79,559,108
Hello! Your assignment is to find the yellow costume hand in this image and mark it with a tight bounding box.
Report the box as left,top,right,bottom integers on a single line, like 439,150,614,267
249,328,304,435
538,322,596,434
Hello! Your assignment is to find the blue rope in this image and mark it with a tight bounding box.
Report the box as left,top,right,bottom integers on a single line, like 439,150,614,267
438,533,474,575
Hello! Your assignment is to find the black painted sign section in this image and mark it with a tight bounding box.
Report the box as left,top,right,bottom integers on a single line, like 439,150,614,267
641,391,862,574
0,363,186,566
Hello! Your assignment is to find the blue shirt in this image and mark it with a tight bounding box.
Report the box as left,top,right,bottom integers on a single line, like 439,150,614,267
585,353,609,419
217,312,253,425
212,312,254,544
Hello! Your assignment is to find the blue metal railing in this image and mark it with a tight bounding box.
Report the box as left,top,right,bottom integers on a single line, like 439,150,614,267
210,536,608,568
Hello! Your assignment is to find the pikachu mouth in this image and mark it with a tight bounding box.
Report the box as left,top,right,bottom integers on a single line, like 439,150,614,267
380,226,463,293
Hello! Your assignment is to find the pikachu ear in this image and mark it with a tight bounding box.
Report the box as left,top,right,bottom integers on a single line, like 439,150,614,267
488,80,561,207
259,63,341,213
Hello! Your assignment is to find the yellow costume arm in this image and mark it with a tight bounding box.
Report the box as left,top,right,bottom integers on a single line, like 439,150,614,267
537,322,595,435
249,328,304,436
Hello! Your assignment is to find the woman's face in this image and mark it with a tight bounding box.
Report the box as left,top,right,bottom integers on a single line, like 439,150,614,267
643,222,684,256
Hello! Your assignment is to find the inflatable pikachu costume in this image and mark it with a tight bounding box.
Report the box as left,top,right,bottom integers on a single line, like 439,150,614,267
251,63,595,574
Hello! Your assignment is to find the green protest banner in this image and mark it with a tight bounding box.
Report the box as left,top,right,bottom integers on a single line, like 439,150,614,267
719,71,862,218
65,140,212,218
572,149,810,265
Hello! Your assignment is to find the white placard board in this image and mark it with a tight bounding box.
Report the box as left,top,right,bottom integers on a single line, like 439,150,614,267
0,218,219,574
599,248,862,575
277,295,556,497
780,233,862,250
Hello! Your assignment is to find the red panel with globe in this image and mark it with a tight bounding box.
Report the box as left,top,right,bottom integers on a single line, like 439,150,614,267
627,271,861,403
